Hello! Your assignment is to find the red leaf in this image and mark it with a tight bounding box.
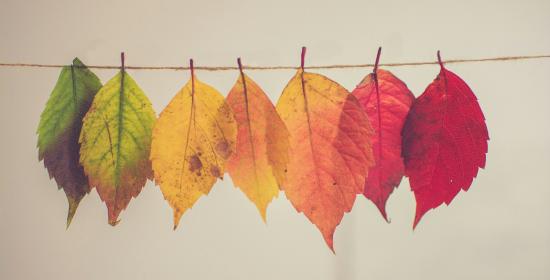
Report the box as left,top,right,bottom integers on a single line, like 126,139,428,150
402,52,489,228
351,49,415,221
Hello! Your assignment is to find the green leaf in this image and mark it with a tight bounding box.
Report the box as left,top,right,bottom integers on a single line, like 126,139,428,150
37,57,102,228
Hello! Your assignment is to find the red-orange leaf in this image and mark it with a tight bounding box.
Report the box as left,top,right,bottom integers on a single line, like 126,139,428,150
276,48,374,251
402,52,489,228
351,49,415,221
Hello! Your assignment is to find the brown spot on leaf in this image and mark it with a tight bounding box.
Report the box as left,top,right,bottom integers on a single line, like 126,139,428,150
210,165,221,178
189,155,203,173
216,140,231,159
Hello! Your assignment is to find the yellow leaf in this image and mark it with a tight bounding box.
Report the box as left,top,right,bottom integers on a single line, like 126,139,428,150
150,73,236,229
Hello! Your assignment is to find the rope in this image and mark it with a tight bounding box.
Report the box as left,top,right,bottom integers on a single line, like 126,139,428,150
0,54,549,71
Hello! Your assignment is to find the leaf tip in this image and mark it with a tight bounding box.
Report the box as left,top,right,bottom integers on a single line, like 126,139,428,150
259,207,268,224
66,196,81,229
72,57,83,66
327,242,335,254
321,230,336,253
413,210,425,230
379,207,390,223
107,208,121,226
173,210,184,230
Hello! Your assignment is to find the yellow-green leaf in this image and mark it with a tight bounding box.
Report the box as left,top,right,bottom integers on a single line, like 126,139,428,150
79,70,156,225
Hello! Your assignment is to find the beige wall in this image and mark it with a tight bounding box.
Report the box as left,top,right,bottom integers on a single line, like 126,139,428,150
1,0,549,279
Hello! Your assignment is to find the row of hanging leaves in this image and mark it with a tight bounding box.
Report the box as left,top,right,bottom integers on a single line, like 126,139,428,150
37,47,489,251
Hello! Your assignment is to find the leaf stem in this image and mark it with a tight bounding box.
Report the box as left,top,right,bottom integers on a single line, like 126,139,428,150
373,47,382,74
190,59,195,95
237,58,249,105
237,57,248,103
301,46,306,70
437,50,444,69
120,52,125,72
237,57,244,76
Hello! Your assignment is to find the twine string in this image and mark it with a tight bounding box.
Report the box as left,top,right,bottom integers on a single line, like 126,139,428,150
0,54,549,71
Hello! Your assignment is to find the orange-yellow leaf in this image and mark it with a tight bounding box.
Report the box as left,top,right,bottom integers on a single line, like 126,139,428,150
276,69,375,251
150,74,236,229
226,70,289,221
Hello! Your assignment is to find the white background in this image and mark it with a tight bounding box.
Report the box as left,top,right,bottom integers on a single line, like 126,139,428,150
1,0,549,279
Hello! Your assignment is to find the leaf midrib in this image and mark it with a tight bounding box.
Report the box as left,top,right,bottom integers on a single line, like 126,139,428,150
115,71,125,186
300,72,323,199
241,74,261,195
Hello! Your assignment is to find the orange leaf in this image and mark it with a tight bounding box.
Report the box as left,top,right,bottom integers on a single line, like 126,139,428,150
226,59,290,221
276,49,375,251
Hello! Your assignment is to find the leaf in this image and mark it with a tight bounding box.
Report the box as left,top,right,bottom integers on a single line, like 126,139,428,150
351,67,414,221
276,66,375,251
79,68,156,225
150,70,236,229
402,53,489,228
226,62,290,222
37,58,102,228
